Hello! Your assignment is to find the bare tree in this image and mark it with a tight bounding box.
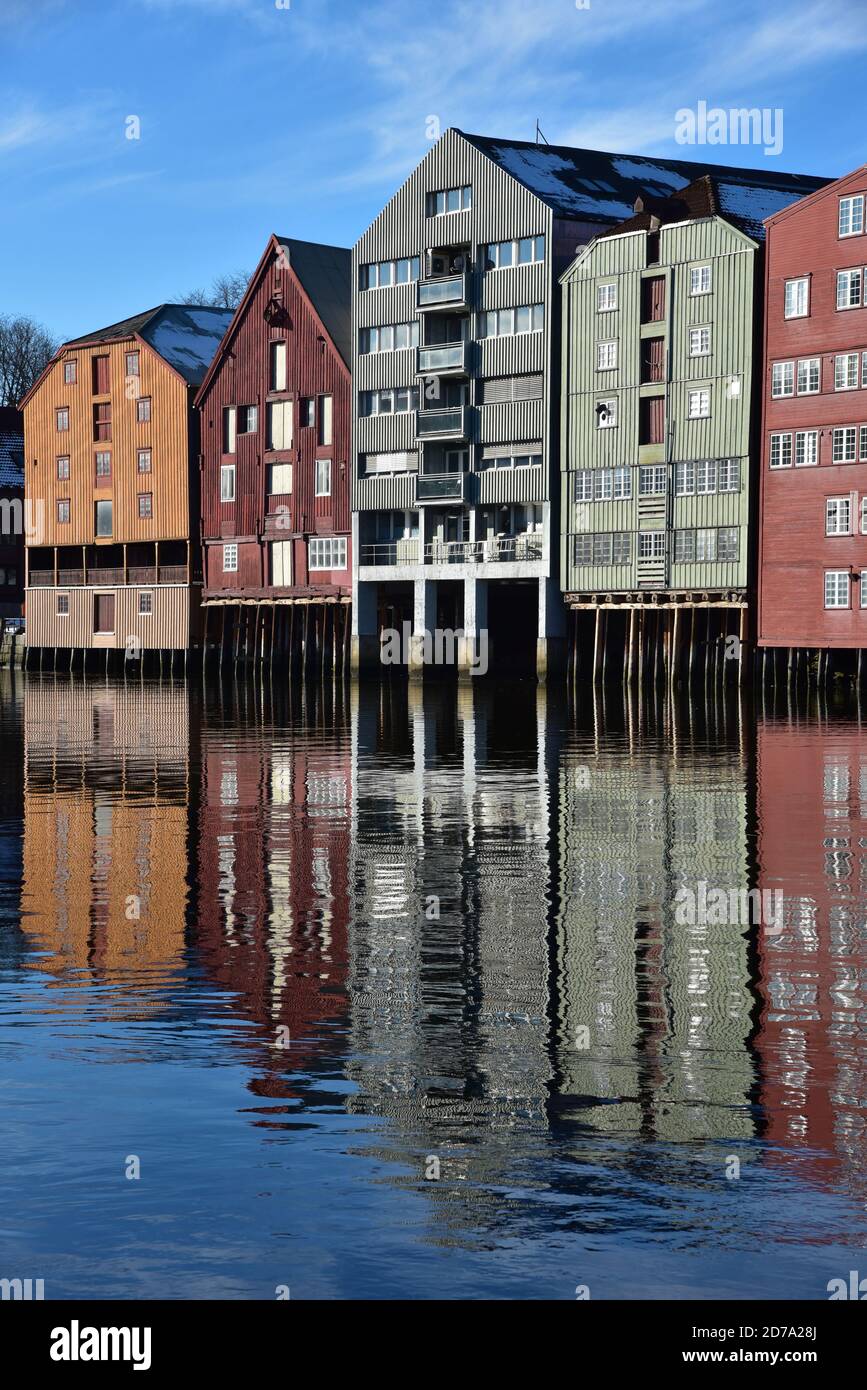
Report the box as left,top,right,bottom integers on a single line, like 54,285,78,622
0,314,59,406
178,271,250,312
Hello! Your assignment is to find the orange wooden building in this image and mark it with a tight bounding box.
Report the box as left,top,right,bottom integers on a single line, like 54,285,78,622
20,304,231,666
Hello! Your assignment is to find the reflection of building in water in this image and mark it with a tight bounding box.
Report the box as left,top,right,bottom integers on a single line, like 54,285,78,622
20,680,189,999
555,706,757,1143
756,721,867,1195
347,681,555,1139
193,692,351,1086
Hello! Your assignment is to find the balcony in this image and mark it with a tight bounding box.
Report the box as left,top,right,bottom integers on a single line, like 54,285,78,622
417,270,471,312
127,567,157,585
417,341,470,377
159,565,188,584
422,534,545,565
416,472,466,503
87,567,125,585
415,405,468,440
29,571,55,587
360,541,420,566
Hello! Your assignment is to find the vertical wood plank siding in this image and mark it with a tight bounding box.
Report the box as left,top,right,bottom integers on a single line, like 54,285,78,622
197,240,351,598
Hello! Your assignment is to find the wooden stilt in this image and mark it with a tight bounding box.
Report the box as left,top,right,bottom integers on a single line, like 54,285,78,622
592,608,602,684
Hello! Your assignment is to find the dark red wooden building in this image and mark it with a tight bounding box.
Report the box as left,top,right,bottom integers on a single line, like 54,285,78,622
195,236,351,664
758,165,867,658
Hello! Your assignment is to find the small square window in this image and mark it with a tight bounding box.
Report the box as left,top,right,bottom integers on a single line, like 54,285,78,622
57,594,70,616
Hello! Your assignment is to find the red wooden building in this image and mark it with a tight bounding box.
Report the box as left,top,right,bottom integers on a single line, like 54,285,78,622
195,236,352,667
758,165,867,662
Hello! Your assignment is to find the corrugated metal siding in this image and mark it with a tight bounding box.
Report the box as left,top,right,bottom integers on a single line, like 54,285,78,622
477,465,546,505
478,399,543,444
355,473,417,512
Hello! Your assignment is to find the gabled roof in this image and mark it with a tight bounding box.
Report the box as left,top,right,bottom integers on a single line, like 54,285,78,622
595,172,790,244
458,131,829,233
0,407,24,489
195,235,351,407
763,161,867,228
67,304,233,386
274,237,351,368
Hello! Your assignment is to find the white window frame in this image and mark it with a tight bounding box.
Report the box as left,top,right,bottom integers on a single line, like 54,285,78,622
797,358,820,394
688,388,711,419
138,591,153,616
223,406,237,454
314,458,332,498
638,531,666,560
597,282,617,312
772,361,794,398
596,340,618,370
835,353,859,391
836,268,862,310
795,430,818,467
689,265,711,296
824,570,850,609
223,544,238,573
595,398,617,429
688,326,711,357
784,277,809,319
220,463,236,503
826,497,852,536
309,536,348,571
839,195,865,238
769,432,792,469
832,427,857,463
270,341,288,392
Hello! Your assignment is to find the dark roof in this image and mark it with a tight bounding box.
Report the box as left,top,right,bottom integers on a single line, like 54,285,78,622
459,132,830,236
66,304,234,385
595,172,806,245
275,238,351,368
0,407,24,490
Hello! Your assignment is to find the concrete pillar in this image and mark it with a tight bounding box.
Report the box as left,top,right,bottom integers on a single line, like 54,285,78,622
409,577,436,681
459,576,488,679
537,575,567,682
351,579,379,676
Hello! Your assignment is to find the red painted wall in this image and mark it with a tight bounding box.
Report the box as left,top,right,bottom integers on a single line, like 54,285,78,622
197,237,351,600
759,168,867,648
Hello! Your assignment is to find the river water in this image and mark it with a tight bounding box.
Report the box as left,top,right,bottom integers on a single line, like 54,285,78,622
0,669,865,1300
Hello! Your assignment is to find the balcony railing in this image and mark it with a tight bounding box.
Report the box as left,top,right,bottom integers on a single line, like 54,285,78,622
416,270,471,312
360,541,420,566
87,567,124,585
127,567,157,584
416,472,466,502
29,571,55,587
415,405,467,440
416,341,470,377
159,566,188,584
423,535,545,565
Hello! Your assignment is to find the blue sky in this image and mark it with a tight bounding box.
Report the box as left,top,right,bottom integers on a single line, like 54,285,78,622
2,0,866,342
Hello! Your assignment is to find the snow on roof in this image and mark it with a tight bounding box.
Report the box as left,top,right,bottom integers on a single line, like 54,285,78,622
141,305,234,385
459,132,829,229
713,181,811,239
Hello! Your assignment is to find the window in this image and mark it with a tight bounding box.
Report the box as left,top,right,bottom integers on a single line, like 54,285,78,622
862,571,867,607
689,326,711,356
125,350,140,378
839,195,865,237
674,460,695,495
266,462,293,494
572,532,631,566
825,570,850,608
696,458,717,493
223,543,238,573
318,395,333,446
56,594,69,616
826,497,852,535
56,456,70,480
95,499,113,537
136,396,151,423
92,402,111,441
138,492,153,519
64,361,77,385
770,433,792,468
795,430,818,467
836,268,862,309
638,465,667,495
832,427,857,462
220,464,236,502
573,466,631,499
862,425,867,461
137,449,152,474
360,258,420,289
690,265,711,295
784,277,809,318
56,407,69,432
597,340,618,370
596,398,617,429
480,304,543,337
237,404,257,434
223,406,237,454
797,358,820,394
428,185,472,215
485,236,545,269
271,540,293,587
597,282,617,311
315,458,332,497
688,388,710,418
360,388,419,416
95,451,111,480
772,361,794,397
270,341,287,392
836,353,859,390
717,527,739,562
138,592,152,615
639,532,665,560
267,399,293,450
359,321,420,354
612,532,631,564
718,458,740,492
695,528,716,562
479,374,543,403
361,451,418,474
300,397,315,427
674,530,694,562
309,536,347,570
57,499,70,523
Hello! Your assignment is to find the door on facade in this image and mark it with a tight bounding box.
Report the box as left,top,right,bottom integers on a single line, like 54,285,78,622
94,593,115,634
270,540,293,587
